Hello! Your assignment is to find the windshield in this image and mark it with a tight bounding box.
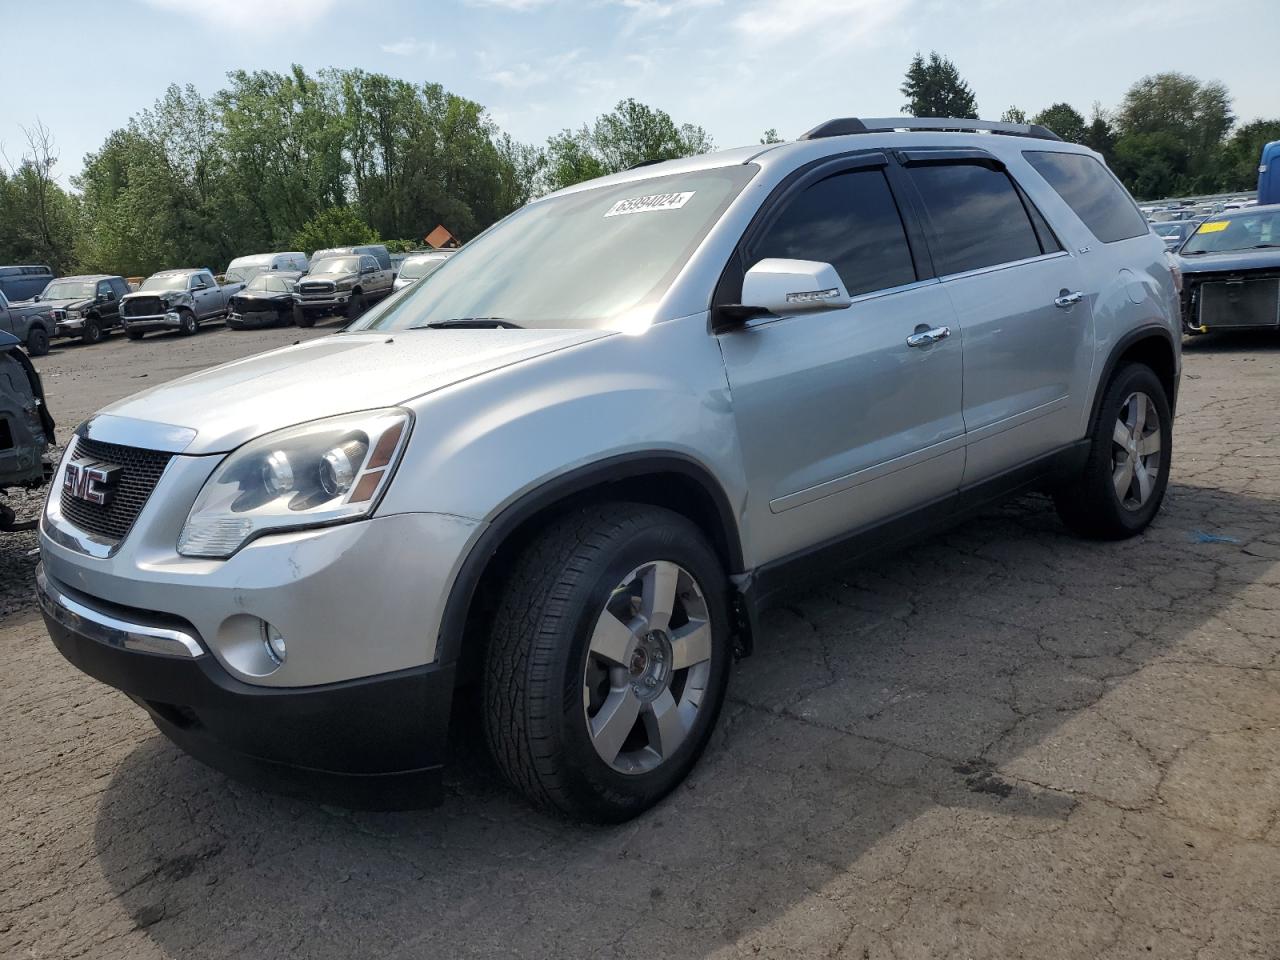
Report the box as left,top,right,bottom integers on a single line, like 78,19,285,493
397,256,449,280
226,265,266,284
311,257,361,275
1182,210,1280,254
1152,223,1184,237
352,166,756,332
42,280,97,299
141,274,190,291
247,275,291,292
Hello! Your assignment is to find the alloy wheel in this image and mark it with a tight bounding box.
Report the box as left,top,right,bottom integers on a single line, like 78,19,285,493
1112,391,1162,510
582,560,713,774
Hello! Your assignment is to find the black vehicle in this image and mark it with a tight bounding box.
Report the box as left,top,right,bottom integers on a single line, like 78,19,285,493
1151,220,1199,253
1178,204,1280,334
0,265,54,302
37,275,130,345
227,271,303,329
0,329,55,532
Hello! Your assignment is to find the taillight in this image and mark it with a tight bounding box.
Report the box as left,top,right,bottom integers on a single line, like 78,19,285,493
1165,252,1183,294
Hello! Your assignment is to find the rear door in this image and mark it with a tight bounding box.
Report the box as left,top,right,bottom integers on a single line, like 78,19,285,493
900,152,1093,484
717,154,965,565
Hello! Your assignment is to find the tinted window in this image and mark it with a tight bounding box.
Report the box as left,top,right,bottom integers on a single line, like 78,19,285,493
750,168,916,297
906,163,1043,275
361,256,378,271
1024,151,1148,244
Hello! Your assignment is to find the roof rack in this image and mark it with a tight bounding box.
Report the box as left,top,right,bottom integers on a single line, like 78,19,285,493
798,117,1062,142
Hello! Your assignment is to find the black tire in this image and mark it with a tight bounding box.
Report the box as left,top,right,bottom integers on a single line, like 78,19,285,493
1054,362,1172,540
483,503,732,822
125,326,144,340
345,292,366,321
26,325,50,357
81,317,103,345
178,309,198,336
293,305,315,328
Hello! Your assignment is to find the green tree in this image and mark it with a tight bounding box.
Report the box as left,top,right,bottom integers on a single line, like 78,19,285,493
1000,107,1027,124
291,206,379,253
1111,132,1189,200
543,98,714,192
1083,103,1117,164
1115,73,1233,188
1216,118,1280,191
900,52,978,119
760,128,783,144
1031,103,1087,144
0,121,80,273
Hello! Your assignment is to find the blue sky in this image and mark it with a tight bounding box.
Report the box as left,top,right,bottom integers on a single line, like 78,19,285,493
4,0,1277,188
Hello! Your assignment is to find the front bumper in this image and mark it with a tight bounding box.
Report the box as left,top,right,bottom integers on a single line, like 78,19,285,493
294,294,350,312
38,565,456,808
121,312,182,332
227,308,286,328
53,317,85,337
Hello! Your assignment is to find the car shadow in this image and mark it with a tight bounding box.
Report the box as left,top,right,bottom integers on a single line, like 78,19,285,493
1182,329,1280,353
90,481,1280,958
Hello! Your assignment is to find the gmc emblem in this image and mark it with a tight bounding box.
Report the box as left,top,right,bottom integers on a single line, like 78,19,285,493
63,461,122,506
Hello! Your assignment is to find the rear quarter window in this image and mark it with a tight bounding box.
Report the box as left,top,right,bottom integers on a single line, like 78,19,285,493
1023,151,1148,244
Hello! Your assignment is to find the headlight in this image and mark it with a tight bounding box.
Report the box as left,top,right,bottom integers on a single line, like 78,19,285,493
336,278,354,291
177,408,412,558
66,308,82,319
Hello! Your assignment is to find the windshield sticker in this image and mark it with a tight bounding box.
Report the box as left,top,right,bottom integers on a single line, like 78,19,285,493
1197,221,1229,233
605,192,695,218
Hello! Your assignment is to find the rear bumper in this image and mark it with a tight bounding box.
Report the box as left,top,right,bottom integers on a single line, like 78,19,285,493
37,566,453,808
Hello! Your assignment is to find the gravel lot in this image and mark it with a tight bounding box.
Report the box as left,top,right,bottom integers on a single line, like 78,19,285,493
2,323,1278,959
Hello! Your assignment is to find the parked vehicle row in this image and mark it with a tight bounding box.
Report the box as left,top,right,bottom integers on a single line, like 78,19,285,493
36,116,1183,821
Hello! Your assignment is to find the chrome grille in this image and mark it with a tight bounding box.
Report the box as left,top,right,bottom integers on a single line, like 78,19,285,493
59,437,173,543
298,281,335,297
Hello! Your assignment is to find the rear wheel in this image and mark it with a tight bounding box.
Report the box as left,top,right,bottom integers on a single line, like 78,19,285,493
1054,362,1172,539
483,503,732,822
81,317,103,345
26,325,49,357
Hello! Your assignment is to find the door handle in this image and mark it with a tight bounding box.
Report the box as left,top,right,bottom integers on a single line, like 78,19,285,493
906,325,951,348
1054,290,1084,308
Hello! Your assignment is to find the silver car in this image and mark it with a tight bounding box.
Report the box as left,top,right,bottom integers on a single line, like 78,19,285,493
392,251,454,291
38,117,1181,822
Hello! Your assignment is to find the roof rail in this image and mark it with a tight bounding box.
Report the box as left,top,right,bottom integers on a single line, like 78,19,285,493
798,117,1062,143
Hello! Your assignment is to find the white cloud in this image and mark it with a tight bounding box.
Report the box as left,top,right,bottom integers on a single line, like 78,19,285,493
465,0,555,10
732,0,907,44
140,0,337,29
381,38,438,57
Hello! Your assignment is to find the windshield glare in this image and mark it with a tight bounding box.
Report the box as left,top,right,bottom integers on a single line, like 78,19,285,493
397,256,449,280
1182,210,1280,254
247,275,290,292
141,274,190,291
42,281,96,299
312,257,360,275
351,166,756,332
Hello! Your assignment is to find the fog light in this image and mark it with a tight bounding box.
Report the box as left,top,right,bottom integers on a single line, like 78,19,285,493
262,623,287,665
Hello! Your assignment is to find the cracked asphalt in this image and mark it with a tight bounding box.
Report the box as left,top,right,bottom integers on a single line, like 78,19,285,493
3,325,1279,959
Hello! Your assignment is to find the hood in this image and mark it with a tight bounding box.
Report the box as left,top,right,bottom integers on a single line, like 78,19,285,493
302,272,356,284
98,328,612,454
122,288,183,301
1178,247,1280,274
42,296,94,310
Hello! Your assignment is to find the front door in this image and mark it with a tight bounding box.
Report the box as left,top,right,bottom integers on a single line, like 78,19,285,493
717,159,966,566
899,156,1094,483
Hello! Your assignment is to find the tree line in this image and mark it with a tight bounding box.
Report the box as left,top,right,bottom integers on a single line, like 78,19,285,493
2,57,1276,279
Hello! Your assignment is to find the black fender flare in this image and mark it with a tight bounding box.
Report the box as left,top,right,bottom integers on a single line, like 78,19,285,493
1085,323,1179,430
434,452,745,667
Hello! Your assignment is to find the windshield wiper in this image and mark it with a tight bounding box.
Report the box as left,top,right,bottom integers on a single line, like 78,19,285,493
410,317,523,329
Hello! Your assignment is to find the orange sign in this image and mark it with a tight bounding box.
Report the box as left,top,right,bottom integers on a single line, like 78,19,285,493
425,225,459,249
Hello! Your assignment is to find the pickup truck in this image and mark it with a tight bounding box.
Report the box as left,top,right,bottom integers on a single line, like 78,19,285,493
0,290,57,356
0,328,54,531
293,253,394,326
119,268,244,339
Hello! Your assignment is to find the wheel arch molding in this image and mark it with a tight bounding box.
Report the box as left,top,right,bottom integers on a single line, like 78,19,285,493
1087,324,1180,430
435,451,746,674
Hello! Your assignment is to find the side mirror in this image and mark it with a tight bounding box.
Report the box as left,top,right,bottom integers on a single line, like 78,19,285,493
712,259,852,333
362,265,376,275
192,282,208,291
32,295,41,302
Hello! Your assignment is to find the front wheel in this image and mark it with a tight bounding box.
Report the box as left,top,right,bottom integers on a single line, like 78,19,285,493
345,292,365,321
26,325,50,357
81,317,103,345
178,309,198,336
1054,362,1172,539
483,503,732,822
125,326,144,340
293,305,314,328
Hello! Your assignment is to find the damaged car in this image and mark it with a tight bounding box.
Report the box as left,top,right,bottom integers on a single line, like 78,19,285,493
0,329,55,531
227,272,303,330
1179,204,1280,335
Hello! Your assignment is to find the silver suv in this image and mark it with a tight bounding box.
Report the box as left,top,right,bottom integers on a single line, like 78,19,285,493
38,118,1181,822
